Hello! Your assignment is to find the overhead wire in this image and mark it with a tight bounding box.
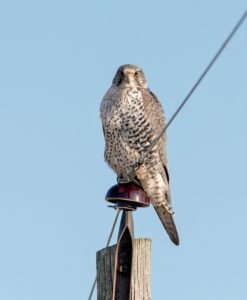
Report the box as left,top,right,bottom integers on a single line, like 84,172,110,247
88,9,247,299
88,209,120,300
136,9,247,169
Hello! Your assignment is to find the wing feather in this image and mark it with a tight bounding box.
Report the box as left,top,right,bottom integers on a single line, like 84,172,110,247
140,88,169,170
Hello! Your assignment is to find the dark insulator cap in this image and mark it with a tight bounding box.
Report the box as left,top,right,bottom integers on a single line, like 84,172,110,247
105,183,150,209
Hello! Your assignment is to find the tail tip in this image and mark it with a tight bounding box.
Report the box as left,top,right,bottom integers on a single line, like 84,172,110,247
170,235,180,246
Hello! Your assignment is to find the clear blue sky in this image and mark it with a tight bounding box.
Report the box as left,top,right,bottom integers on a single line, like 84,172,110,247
0,1,246,299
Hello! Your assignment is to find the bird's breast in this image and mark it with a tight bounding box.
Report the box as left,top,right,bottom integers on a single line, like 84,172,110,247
102,87,144,130
100,86,146,176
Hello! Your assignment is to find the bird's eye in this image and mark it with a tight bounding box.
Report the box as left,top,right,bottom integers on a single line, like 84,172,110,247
134,70,139,76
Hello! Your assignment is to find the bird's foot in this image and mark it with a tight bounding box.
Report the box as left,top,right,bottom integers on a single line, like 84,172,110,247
126,165,137,181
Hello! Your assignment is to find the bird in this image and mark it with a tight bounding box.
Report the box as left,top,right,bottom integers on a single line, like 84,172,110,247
100,64,179,245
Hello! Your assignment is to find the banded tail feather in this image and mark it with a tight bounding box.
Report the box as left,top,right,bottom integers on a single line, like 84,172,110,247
153,203,179,246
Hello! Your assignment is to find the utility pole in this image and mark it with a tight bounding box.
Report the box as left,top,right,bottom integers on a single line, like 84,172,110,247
96,183,152,300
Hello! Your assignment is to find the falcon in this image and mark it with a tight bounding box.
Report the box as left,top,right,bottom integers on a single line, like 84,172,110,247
100,64,179,245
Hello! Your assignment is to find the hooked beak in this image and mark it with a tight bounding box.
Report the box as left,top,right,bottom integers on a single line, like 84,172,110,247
122,74,135,87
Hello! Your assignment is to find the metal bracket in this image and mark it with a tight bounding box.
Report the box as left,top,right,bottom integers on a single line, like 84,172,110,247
112,210,134,300
105,182,150,300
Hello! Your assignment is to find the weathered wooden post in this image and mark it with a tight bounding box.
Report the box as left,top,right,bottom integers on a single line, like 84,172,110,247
97,239,151,300
96,183,152,300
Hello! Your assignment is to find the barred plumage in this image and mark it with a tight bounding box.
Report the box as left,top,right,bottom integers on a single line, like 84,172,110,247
100,64,179,245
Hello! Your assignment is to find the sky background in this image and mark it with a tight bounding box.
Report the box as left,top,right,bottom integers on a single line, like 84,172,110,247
0,1,246,299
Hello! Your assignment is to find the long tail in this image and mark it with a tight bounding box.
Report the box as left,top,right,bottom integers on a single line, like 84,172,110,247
153,203,179,246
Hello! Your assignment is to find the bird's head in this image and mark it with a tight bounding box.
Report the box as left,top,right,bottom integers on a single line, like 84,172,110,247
112,64,148,89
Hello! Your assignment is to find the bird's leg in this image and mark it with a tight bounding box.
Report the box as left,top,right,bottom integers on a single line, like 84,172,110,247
117,165,142,187
126,165,137,181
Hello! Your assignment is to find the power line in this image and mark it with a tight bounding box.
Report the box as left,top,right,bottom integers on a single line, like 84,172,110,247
136,9,247,169
87,9,247,299
88,210,120,300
